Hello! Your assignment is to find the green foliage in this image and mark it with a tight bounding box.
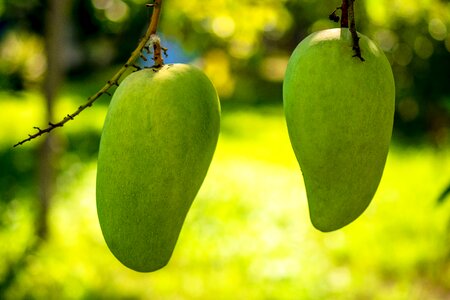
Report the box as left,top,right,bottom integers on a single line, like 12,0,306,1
1,0,448,140
283,28,395,231
0,0,449,297
1,90,450,298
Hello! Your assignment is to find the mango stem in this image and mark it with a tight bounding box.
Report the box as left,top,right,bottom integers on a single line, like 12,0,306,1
339,0,364,61
148,0,164,68
340,0,348,28
348,0,364,61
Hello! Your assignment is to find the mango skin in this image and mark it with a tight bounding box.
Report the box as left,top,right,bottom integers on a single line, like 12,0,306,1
283,28,395,232
96,64,220,272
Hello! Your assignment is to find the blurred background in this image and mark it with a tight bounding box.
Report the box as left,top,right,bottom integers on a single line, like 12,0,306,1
1,0,450,299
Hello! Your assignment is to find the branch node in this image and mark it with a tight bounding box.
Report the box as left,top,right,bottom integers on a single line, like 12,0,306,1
162,47,168,58
132,64,142,70
329,7,341,23
140,54,148,61
108,80,119,86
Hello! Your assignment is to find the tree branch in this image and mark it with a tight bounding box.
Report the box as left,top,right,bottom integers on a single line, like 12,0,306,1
14,0,164,147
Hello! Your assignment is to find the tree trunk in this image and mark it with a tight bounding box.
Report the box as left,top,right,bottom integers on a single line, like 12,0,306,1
0,0,72,294
37,0,71,239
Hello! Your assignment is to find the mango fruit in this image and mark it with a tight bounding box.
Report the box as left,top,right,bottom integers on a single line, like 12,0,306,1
283,28,395,232
96,64,220,272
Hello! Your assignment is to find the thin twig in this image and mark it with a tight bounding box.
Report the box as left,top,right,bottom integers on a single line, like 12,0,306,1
14,0,164,147
329,7,341,23
348,0,364,61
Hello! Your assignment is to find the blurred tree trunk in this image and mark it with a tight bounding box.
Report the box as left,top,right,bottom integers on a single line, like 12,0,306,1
0,0,72,294
37,0,72,239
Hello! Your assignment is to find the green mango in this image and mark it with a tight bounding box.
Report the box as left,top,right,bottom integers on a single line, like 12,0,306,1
283,28,395,232
96,64,220,272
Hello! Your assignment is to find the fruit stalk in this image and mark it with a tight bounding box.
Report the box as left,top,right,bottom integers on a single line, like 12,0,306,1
340,0,348,28
14,0,164,147
348,0,364,61
329,0,363,61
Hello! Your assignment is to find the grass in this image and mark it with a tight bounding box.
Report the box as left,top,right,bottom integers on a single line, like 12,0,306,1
1,90,450,299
